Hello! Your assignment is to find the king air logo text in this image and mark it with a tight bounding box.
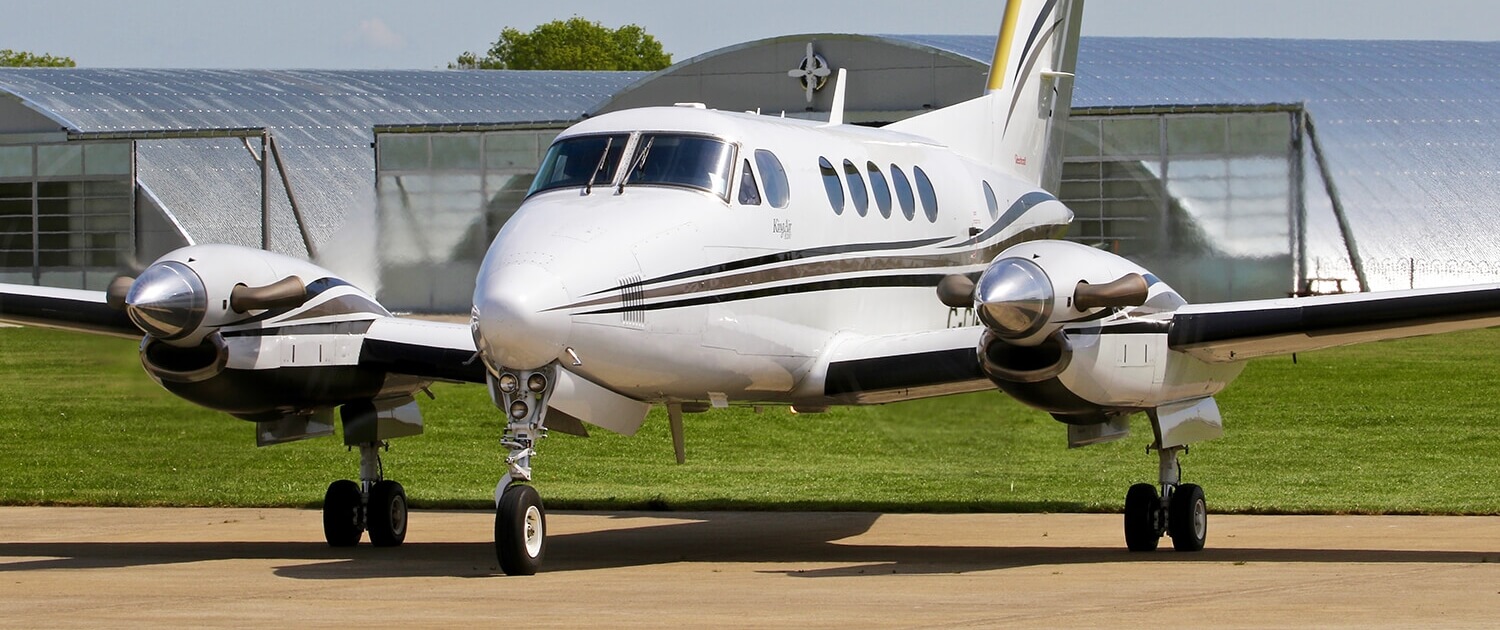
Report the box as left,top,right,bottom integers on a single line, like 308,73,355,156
772,218,793,239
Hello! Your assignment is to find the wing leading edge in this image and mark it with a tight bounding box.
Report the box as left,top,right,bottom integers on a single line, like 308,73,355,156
0,283,139,338
1168,284,1500,363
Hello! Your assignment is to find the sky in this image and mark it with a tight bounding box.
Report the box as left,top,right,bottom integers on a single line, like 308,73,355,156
2,0,1498,69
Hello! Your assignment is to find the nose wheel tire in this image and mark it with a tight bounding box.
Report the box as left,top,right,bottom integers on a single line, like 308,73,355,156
1168,483,1207,552
1123,482,1162,552
322,479,364,547
496,484,546,576
367,480,409,547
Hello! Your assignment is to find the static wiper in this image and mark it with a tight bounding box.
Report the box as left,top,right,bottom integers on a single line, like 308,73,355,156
618,137,654,194
584,136,615,195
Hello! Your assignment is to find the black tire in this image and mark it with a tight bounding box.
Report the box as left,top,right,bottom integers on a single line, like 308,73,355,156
496,484,546,576
367,480,409,547
1168,483,1207,552
1124,482,1161,552
322,479,363,547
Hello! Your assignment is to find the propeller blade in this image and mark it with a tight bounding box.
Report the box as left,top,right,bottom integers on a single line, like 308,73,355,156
230,276,309,313
1074,273,1149,310
105,275,135,311
936,274,975,309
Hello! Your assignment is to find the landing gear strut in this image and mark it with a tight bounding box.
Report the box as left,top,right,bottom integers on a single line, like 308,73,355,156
321,441,408,548
489,365,555,575
1123,446,1206,552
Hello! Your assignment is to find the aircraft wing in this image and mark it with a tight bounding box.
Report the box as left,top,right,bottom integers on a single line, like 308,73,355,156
0,283,140,338
1168,284,1500,363
359,317,485,384
0,281,486,384
818,326,990,404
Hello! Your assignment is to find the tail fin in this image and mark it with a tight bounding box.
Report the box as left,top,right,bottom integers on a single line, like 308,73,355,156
888,0,1085,191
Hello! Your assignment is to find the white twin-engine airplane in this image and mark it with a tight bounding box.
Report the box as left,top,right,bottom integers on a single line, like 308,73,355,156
5,0,1500,576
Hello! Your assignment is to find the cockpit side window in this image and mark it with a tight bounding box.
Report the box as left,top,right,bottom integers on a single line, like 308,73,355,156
754,149,790,208
623,133,735,198
737,159,761,206
528,133,629,196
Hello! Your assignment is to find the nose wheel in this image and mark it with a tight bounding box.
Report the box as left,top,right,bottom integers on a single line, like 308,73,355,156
1123,446,1207,552
496,483,546,575
488,365,556,575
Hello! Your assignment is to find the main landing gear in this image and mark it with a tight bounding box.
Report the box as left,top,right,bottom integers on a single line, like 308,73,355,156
489,365,555,575
1123,445,1207,552
322,441,408,548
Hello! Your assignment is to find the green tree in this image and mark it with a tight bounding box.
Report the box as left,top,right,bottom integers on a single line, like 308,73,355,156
0,49,76,67
451,17,671,71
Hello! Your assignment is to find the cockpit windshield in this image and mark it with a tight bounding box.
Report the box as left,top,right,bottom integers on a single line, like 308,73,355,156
622,133,734,198
528,133,629,196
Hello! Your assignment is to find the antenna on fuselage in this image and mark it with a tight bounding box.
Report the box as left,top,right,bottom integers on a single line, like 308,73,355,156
823,68,848,126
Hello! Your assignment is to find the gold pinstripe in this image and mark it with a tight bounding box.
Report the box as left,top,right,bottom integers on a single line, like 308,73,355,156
988,1,1027,92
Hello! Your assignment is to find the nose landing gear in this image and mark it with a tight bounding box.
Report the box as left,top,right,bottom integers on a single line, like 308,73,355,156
489,365,555,575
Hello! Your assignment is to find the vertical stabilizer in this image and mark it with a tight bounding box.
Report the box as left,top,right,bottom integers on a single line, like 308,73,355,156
888,0,1084,191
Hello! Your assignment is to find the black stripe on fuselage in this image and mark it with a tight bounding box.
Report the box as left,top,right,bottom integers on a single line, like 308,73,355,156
943,191,1056,250
562,222,1063,315
594,236,953,297
1167,287,1500,348
579,273,950,316
824,346,984,397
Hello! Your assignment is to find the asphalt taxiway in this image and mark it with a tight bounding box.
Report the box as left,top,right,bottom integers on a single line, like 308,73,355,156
2,507,1497,628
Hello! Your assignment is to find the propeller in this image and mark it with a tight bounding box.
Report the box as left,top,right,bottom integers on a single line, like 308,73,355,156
787,43,832,103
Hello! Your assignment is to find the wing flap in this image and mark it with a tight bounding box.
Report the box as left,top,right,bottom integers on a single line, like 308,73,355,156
1168,284,1500,362
0,283,140,338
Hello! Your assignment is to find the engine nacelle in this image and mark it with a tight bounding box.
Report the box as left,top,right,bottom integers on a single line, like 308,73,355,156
122,244,360,348
123,244,404,421
973,240,1163,347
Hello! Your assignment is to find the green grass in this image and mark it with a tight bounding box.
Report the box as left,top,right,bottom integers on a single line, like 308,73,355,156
1,325,1498,514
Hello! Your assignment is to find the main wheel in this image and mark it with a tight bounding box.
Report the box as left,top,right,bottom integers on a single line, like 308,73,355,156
1124,482,1161,552
1168,483,1207,552
322,479,363,547
367,480,409,547
496,484,546,576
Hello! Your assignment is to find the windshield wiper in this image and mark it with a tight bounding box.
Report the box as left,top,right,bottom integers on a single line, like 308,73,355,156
618,137,654,194
584,137,615,195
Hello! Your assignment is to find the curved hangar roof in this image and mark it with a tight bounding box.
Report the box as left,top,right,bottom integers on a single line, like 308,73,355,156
0,69,642,253
1,37,1498,275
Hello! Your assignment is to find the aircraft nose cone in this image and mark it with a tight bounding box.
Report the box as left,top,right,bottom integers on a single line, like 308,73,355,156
473,264,572,372
125,261,207,340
